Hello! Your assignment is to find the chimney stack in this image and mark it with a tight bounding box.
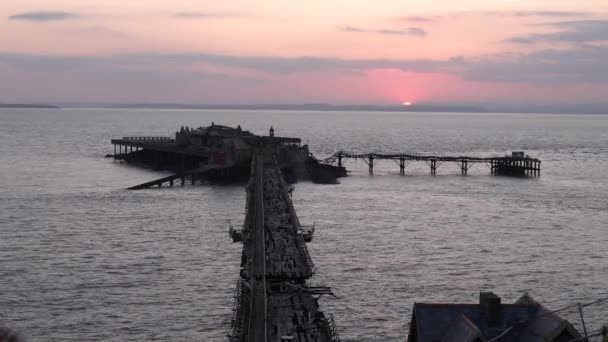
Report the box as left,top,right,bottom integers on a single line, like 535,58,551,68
480,292,502,328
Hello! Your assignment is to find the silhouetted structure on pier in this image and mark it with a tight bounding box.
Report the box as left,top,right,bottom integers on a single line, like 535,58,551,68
110,124,326,188
323,151,541,177
111,124,301,174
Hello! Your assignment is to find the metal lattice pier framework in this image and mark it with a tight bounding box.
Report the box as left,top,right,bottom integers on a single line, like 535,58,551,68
323,151,541,177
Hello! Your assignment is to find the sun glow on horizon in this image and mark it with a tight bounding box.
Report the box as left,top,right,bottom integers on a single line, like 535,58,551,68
402,101,412,106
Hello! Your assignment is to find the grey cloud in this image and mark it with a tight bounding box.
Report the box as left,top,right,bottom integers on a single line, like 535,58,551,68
151,53,456,73
468,10,590,18
9,11,78,22
463,45,608,83
512,11,588,18
0,52,464,75
506,20,608,44
378,28,426,37
395,11,588,23
0,53,263,86
1,44,606,86
340,26,426,37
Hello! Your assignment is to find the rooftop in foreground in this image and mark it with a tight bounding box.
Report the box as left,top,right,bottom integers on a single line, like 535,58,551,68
408,292,582,342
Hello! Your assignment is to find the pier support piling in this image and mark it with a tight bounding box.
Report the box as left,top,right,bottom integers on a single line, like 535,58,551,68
461,160,469,175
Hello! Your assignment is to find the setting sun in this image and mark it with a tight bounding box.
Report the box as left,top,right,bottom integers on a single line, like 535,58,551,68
402,102,412,106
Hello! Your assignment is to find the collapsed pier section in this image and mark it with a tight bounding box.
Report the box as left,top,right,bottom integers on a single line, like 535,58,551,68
228,151,339,342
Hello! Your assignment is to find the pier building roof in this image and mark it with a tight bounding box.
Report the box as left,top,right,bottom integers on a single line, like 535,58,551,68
187,124,255,137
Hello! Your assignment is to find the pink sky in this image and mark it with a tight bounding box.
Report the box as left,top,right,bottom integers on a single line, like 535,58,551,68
1,0,608,105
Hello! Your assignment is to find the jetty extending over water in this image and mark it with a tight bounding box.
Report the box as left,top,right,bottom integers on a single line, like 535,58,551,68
323,151,541,176
228,151,339,341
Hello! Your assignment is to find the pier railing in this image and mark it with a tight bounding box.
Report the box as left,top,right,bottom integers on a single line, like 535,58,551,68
121,136,174,143
274,154,316,273
228,279,245,339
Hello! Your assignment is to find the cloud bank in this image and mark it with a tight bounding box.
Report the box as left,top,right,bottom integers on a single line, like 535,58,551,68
341,26,426,37
507,20,608,44
9,11,78,22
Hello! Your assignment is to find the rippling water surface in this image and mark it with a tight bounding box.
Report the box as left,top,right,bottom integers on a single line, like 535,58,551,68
1,109,607,341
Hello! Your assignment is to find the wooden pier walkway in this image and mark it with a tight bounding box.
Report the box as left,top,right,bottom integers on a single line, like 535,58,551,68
323,151,541,177
228,151,339,342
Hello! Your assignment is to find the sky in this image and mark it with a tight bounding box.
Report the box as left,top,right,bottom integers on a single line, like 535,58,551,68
1,0,608,106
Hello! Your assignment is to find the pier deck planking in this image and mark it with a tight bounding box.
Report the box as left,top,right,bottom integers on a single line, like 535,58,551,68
229,151,339,342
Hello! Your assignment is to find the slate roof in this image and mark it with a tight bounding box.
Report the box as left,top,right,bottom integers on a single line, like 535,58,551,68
408,293,582,342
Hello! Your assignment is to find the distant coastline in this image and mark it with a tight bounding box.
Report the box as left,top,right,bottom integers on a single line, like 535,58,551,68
2,102,607,114
102,103,608,114
0,103,59,109
107,103,483,113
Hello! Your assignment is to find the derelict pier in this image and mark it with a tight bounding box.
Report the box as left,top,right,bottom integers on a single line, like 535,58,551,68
227,151,339,341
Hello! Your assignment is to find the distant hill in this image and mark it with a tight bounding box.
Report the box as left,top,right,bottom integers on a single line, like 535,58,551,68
0,103,59,109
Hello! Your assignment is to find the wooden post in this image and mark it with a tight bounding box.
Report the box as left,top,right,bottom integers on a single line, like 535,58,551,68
338,153,343,167
113,144,116,159
399,157,405,175
369,155,374,175
430,159,436,175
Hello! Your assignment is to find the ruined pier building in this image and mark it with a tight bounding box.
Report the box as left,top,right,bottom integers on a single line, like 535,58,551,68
111,123,314,185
